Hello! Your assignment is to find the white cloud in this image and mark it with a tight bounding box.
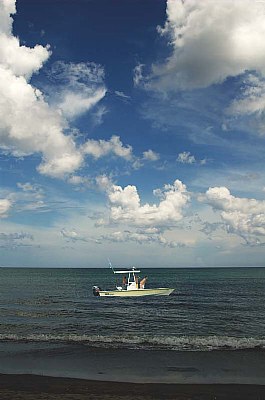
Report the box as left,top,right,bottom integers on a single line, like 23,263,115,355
18,200,46,212
142,149,160,161
177,151,195,164
82,135,132,160
0,198,12,217
0,35,50,80
201,186,265,244
67,175,91,186
133,63,145,87
227,73,265,135
60,228,87,242
132,159,144,170
0,1,110,179
59,88,106,120
13,181,48,212
0,1,143,181
0,232,33,241
107,179,190,227
17,182,43,199
229,74,265,117
0,230,33,249
147,0,265,91
97,178,192,253
177,151,206,165
114,90,130,100
0,0,50,80
48,61,106,120
102,229,187,248
0,66,83,177
60,228,100,244
0,2,84,178
17,182,37,192
91,105,108,126
200,221,224,237
0,0,16,36
49,60,105,85
96,175,113,193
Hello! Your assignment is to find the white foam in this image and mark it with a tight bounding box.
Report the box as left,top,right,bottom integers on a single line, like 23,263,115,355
0,333,265,351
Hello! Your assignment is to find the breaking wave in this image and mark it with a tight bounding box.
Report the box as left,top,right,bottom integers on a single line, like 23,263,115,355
1,333,265,352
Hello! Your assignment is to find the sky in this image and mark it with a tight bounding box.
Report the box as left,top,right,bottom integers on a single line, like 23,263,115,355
1,0,265,268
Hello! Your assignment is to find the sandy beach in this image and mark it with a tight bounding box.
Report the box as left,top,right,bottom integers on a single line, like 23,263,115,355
1,373,265,400
1,347,265,399
2,343,265,385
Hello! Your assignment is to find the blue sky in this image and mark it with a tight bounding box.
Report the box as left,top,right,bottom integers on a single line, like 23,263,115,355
1,0,265,267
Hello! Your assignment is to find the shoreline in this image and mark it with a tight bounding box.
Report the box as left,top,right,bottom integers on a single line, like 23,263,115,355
1,344,265,385
1,373,265,400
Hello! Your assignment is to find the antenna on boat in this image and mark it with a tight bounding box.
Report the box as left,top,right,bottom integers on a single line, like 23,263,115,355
108,258,115,274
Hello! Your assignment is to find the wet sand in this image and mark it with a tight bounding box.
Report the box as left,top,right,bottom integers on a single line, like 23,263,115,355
1,373,265,400
1,344,265,399
1,344,265,385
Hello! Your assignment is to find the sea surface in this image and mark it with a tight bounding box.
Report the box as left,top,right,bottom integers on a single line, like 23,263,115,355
1,267,265,353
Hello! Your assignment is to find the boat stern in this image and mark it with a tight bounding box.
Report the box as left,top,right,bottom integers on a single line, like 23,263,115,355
92,285,101,296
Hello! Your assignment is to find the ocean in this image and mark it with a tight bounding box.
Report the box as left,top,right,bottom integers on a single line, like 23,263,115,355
1,267,265,383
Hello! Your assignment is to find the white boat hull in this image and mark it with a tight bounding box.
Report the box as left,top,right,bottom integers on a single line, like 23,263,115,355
98,288,174,297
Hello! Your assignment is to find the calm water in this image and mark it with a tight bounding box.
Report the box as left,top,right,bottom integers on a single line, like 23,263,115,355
1,267,265,352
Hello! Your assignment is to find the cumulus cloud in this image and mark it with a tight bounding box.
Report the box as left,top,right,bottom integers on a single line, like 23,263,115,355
177,151,206,165
142,149,160,161
0,1,110,179
82,135,132,160
0,64,83,177
0,1,149,180
0,198,12,217
0,0,16,35
146,0,265,91
177,151,195,164
201,186,265,245
96,174,113,192
107,179,190,227
60,228,87,242
0,2,84,178
0,1,50,79
97,180,192,246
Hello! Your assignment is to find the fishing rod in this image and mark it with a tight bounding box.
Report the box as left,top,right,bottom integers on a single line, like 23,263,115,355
108,258,115,274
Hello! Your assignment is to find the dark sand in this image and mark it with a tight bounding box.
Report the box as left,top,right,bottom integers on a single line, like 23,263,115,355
1,374,265,400
2,344,265,385
1,345,265,398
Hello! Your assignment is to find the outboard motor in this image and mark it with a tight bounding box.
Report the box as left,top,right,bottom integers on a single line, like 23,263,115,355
92,285,101,296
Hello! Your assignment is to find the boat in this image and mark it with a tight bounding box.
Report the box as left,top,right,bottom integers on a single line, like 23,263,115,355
92,264,175,297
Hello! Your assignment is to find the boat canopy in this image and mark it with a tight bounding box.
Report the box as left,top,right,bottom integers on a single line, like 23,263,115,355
113,269,141,274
